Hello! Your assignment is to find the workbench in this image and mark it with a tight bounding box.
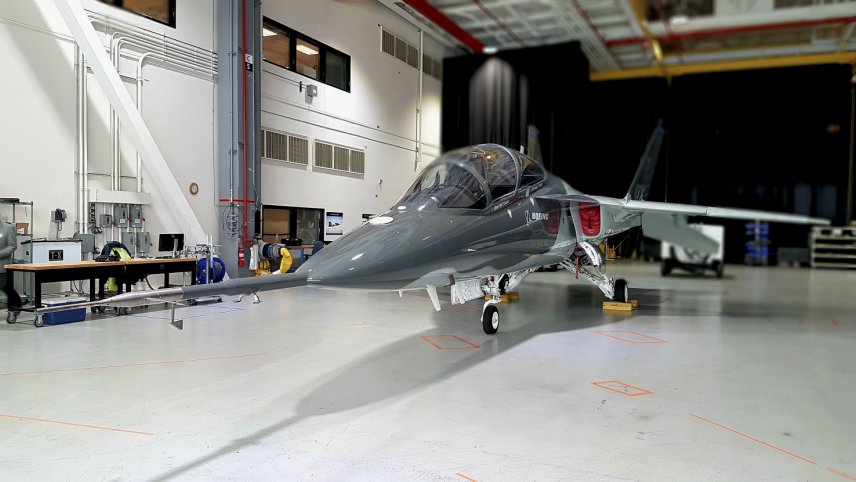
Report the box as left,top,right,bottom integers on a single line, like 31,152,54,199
3,258,197,323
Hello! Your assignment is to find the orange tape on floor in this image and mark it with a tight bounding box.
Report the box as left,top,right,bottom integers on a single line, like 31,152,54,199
592,380,653,397
421,335,480,350
596,330,667,344
0,412,153,436
689,414,816,465
455,473,478,482
829,468,856,481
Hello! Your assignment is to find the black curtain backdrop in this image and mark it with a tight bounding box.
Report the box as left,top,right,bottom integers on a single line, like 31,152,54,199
442,42,589,174
442,52,852,262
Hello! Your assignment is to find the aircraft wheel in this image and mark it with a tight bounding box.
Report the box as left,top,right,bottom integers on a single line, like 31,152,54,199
34,316,44,328
713,261,724,279
613,279,629,303
482,305,499,335
6,311,18,324
661,260,672,277
123,307,133,315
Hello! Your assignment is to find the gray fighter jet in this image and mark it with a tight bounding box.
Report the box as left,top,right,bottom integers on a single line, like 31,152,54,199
30,124,828,333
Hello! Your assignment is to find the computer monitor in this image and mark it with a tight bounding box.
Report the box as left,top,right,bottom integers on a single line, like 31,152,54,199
157,233,185,254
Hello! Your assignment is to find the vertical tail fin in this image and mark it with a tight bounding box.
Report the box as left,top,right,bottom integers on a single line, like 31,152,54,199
625,120,666,201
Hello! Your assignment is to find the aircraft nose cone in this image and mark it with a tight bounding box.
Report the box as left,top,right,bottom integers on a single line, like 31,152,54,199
297,213,428,289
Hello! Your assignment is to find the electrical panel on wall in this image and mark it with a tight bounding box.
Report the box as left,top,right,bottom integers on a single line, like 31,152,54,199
114,204,129,228
98,213,113,229
121,231,135,251
130,205,143,228
137,232,150,253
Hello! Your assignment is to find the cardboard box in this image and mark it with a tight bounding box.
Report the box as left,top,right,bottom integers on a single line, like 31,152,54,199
15,223,28,235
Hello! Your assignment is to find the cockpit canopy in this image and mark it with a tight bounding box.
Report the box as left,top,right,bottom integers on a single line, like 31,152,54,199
397,144,545,210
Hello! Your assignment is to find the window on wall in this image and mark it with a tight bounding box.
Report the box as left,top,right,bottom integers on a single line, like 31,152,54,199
98,0,176,27
295,38,320,79
262,17,351,92
262,26,290,70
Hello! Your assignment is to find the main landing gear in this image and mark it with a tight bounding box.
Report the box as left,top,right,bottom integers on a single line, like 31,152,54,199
613,278,629,303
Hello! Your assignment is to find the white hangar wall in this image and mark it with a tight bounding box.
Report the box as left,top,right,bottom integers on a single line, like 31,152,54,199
0,0,216,249
0,0,447,250
259,0,447,238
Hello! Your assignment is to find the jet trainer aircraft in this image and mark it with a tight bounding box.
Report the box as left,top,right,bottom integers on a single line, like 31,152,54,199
28,124,829,333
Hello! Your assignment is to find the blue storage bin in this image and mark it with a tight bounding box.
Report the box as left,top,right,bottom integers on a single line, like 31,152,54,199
42,298,86,325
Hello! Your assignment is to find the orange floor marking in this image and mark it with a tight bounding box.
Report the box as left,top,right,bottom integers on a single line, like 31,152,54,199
829,468,856,481
596,330,667,344
0,412,153,436
832,319,840,326
592,380,653,396
421,335,480,350
455,473,478,482
0,353,266,377
689,414,816,465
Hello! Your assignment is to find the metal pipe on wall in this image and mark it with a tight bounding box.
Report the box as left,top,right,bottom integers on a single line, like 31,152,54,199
76,46,84,234
416,28,423,171
107,36,217,195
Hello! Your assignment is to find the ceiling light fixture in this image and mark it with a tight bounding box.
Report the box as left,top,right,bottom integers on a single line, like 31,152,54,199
296,44,319,55
482,45,498,54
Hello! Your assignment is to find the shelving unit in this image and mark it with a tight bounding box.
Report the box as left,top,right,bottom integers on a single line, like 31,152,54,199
810,226,856,269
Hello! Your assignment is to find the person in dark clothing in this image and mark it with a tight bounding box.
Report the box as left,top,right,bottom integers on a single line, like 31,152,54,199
0,221,22,311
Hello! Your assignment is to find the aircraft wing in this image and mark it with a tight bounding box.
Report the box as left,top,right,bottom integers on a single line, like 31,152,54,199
536,194,830,254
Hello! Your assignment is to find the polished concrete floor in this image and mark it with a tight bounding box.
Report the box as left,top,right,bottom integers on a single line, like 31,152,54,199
0,262,854,481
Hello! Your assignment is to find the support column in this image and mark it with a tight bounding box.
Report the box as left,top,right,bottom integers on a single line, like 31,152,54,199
215,0,262,277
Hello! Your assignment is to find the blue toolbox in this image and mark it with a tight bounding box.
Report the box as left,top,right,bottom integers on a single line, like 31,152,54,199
41,297,87,325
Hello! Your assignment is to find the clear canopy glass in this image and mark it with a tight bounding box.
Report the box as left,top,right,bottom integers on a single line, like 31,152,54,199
397,144,545,210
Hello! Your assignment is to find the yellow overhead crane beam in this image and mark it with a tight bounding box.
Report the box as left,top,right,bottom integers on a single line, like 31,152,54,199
590,52,856,82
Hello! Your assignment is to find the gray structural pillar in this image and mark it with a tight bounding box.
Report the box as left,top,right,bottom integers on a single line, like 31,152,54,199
216,0,263,277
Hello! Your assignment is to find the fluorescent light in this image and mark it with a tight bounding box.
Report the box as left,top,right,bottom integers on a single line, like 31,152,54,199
670,14,689,25
296,44,318,55
482,45,498,54
262,28,277,37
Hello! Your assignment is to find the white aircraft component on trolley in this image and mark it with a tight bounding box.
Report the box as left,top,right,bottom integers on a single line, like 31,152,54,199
25,123,829,333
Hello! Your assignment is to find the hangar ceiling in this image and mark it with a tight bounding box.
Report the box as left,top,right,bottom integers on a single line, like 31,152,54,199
379,0,856,79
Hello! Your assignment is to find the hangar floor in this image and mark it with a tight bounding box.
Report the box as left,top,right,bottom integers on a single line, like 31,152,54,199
0,262,853,481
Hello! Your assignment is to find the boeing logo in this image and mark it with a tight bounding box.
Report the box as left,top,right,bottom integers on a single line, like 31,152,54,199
525,211,549,222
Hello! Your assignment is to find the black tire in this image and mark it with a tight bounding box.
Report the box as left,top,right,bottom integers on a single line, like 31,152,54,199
123,307,133,315
482,304,499,335
713,261,724,279
613,279,629,303
661,260,672,277
34,316,44,328
6,311,17,324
